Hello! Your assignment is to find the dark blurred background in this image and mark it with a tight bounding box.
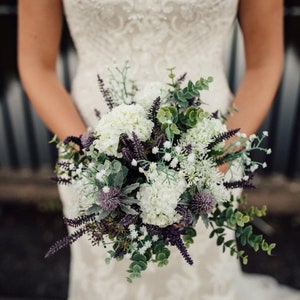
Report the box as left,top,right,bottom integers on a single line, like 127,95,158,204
0,0,300,299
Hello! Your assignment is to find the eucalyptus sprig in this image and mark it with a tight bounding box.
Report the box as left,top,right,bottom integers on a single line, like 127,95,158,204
208,195,276,265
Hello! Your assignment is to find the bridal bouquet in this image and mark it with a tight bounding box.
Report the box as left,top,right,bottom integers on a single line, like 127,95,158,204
46,63,275,282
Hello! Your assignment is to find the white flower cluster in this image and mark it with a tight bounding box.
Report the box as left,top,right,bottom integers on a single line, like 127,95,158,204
134,82,168,110
72,176,98,212
180,154,230,203
137,169,187,227
93,104,154,157
180,118,227,153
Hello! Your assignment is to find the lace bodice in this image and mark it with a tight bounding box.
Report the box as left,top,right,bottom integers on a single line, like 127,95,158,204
63,0,239,126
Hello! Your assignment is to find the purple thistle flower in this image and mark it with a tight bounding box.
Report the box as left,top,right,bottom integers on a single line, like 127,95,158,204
80,132,95,149
191,192,215,214
98,187,122,211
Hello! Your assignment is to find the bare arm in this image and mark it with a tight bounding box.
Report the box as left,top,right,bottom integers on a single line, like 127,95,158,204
18,0,86,141
226,0,284,135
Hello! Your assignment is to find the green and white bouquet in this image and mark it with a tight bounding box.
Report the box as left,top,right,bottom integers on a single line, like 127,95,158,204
46,62,275,282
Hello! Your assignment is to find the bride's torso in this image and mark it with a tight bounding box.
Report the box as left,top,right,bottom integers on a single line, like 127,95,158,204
63,0,239,126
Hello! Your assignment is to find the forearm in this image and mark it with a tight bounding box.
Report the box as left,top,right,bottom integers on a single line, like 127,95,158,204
20,69,87,141
232,0,284,136
226,64,282,136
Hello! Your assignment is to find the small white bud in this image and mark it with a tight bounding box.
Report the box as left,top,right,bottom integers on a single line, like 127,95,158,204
103,186,110,193
175,146,181,154
170,158,178,168
163,141,172,149
164,153,172,162
152,146,159,154
131,159,138,166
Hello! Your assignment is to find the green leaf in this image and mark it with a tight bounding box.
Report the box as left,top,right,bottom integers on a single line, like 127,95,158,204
137,260,147,271
153,242,166,254
185,227,197,237
122,183,140,195
216,235,224,246
132,253,147,262
158,259,169,267
214,228,225,234
242,256,248,265
157,253,166,261
267,243,276,255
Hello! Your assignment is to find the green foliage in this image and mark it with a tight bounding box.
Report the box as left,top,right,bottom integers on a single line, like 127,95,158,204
157,106,181,140
183,227,197,247
126,240,170,282
208,195,276,264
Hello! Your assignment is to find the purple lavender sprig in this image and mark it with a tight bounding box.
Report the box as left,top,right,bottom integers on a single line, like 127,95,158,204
207,128,240,150
63,214,96,228
176,205,193,227
132,132,147,161
223,179,255,190
50,176,71,185
97,74,115,110
80,132,95,149
176,72,187,85
119,214,137,227
45,226,89,258
121,147,135,166
57,161,71,170
154,133,167,150
64,136,83,153
162,226,193,265
148,97,161,126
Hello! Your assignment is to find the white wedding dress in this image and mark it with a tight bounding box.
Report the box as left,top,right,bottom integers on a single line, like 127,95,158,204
60,1,300,299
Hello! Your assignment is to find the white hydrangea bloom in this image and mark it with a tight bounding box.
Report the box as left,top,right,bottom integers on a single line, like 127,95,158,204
73,177,98,213
134,81,168,110
180,118,227,153
137,170,187,227
93,104,154,157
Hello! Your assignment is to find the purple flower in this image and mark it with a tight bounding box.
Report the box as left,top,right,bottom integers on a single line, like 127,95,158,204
191,192,215,214
80,132,95,149
98,187,122,211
